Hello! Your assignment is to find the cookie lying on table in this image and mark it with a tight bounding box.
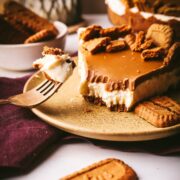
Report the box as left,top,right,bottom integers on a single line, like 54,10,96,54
61,158,138,180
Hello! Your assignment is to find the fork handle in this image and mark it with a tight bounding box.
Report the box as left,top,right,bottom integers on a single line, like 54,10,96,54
0,99,10,105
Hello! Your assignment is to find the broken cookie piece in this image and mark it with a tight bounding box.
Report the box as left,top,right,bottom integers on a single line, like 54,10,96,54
82,37,111,54
125,33,136,51
125,32,153,52
141,47,165,60
140,39,153,50
80,25,102,41
133,31,146,52
106,40,126,53
42,46,64,56
100,25,131,39
164,42,180,65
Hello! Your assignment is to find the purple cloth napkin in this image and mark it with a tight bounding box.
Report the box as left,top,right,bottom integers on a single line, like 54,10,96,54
0,75,180,178
0,75,66,177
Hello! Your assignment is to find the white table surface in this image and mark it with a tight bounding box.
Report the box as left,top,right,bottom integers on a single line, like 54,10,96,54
1,15,180,180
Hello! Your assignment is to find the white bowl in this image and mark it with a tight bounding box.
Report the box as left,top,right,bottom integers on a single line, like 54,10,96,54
0,21,67,71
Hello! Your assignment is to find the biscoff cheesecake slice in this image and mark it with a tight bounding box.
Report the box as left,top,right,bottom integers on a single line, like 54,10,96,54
33,46,75,83
78,24,180,111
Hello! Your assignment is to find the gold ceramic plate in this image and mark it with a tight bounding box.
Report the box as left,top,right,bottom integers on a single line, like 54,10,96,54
24,68,180,141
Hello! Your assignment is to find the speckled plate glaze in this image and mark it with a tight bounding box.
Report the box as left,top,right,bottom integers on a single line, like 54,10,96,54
24,68,180,141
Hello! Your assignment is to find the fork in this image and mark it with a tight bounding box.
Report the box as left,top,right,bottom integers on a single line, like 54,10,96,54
0,80,62,108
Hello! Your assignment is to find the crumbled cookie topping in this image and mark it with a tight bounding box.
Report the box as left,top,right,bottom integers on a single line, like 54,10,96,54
141,47,165,60
42,46,64,56
106,40,126,53
100,25,131,39
80,23,178,65
163,42,180,65
80,25,102,41
82,37,111,54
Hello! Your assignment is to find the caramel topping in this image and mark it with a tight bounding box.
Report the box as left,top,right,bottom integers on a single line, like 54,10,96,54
80,47,163,82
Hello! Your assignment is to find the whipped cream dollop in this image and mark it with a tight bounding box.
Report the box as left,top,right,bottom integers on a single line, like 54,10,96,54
33,53,75,83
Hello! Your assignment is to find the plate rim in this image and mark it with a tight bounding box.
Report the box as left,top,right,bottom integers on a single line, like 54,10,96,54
24,71,180,141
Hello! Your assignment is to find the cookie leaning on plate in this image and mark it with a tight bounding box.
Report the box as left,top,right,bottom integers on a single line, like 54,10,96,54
78,24,180,112
135,96,180,128
61,158,138,180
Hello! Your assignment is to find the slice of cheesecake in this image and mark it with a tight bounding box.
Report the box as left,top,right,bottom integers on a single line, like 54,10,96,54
78,24,180,111
33,46,75,83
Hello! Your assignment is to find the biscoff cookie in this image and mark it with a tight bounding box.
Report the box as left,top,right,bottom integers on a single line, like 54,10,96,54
80,25,102,41
141,47,165,60
4,1,58,36
5,12,57,36
106,40,126,53
164,42,180,65
135,96,180,128
100,25,131,39
125,31,153,52
61,158,138,180
24,29,55,44
125,34,136,51
0,14,28,44
146,24,174,49
133,31,146,51
140,39,153,50
151,96,180,116
82,37,111,54
3,14,32,36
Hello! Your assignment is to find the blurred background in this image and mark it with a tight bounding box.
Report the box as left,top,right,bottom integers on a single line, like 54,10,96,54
80,0,106,14
0,0,106,14
0,0,106,26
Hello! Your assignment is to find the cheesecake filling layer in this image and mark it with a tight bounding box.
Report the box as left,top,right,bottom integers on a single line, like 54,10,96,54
106,0,180,22
87,68,180,110
33,54,74,83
